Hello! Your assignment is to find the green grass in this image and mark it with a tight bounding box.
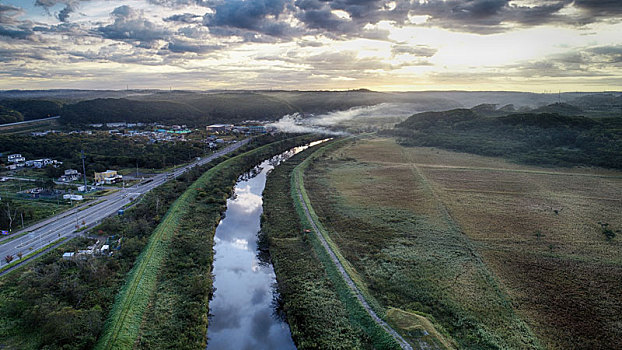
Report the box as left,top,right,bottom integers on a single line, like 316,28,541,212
94,187,191,350
290,138,405,350
262,145,368,349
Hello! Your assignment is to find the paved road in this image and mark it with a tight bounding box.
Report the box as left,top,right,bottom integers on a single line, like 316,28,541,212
0,116,60,128
0,139,250,269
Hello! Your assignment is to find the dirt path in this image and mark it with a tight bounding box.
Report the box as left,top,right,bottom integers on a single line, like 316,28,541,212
295,185,415,350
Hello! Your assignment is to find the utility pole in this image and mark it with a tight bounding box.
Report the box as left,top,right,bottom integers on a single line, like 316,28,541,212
81,150,87,191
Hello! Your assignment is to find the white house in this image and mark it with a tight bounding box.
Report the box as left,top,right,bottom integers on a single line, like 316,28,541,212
63,194,84,201
59,169,81,182
7,154,25,163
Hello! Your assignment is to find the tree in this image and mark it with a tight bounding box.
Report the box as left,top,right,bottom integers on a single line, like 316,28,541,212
4,202,18,231
5,255,13,264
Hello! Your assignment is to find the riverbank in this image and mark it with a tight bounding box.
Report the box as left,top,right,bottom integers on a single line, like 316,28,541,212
262,140,369,349
96,133,322,350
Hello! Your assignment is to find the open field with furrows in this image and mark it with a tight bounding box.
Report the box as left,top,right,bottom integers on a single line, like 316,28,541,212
303,137,622,349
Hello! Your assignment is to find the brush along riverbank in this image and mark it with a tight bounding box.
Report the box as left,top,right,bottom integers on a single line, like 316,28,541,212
96,134,322,350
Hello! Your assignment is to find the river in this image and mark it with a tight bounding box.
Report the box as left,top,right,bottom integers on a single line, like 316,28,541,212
206,140,327,350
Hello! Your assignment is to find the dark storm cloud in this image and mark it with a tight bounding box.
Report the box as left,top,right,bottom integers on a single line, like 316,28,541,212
292,0,410,39
203,0,298,39
98,5,171,46
573,0,622,17
197,0,622,40
409,0,572,34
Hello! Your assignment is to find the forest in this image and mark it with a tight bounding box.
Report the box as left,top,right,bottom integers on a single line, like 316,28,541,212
389,107,622,169
0,133,205,176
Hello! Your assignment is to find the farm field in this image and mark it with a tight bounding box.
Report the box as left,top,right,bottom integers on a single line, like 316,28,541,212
303,136,622,349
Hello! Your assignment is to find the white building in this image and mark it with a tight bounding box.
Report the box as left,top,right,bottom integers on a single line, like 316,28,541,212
63,194,84,201
59,169,81,182
7,154,25,163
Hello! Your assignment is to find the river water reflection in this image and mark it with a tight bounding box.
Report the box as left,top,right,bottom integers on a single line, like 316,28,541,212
207,141,327,350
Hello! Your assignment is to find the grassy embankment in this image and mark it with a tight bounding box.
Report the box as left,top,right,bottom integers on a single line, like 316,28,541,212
302,137,542,349
262,141,370,349
292,139,404,350
96,134,320,350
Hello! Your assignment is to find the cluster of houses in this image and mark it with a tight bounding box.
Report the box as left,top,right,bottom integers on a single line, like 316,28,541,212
31,130,93,137
5,154,62,170
89,122,146,128
206,124,274,134
62,236,121,260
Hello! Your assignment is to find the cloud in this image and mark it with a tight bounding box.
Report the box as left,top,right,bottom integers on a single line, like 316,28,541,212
98,5,171,46
0,5,35,40
203,0,298,40
166,39,222,54
573,0,622,18
588,45,622,64
408,0,570,34
164,13,203,23
0,4,23,24
34,0,90,22
148,0,210,7
391,44,436,57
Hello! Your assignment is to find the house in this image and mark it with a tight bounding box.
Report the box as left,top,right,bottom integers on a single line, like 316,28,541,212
59,169,81,182
94,170,117,183
94,170,122,184
106,122,126,128
63,194,83,201
103,175,122,185
32,158,53,169
7,154,25,163
248,125,267,134
100,245,110,254
206,124,233,133
233,126,249,133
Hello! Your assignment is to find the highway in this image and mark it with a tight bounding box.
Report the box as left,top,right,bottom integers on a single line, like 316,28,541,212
0,138,250,269
0,116,60,128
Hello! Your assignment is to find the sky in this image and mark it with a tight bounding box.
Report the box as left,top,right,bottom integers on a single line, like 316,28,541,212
0,0,621,91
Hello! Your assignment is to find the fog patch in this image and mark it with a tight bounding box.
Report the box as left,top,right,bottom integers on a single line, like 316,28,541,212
268,103,422,134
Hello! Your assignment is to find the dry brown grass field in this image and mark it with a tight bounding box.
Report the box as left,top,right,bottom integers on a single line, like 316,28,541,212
305,136,622,349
